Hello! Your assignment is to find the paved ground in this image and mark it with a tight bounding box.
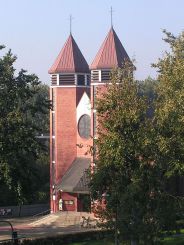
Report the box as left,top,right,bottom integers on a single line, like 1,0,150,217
0,215,95,243
0,224,91,242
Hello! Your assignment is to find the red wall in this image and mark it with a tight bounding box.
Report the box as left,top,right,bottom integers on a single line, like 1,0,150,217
55,88,77,182
50,86,91,212
61,192,78,211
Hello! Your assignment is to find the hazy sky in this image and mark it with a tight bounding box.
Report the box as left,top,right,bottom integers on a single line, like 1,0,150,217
1,0,184,83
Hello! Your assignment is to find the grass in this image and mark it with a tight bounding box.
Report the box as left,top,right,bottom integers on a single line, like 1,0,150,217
70,235,184,245
160,235,184,245
71,241,126,245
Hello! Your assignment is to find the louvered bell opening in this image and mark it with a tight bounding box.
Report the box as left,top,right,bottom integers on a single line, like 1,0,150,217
91,70,99,82
59,74,75,85
86,75,90,86
77,74,85,85
101,70,110,82
51,74,57,86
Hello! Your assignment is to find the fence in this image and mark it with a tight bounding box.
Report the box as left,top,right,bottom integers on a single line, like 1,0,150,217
0,204,49,217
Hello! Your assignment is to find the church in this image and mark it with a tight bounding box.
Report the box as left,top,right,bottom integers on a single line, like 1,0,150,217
49,26,130,212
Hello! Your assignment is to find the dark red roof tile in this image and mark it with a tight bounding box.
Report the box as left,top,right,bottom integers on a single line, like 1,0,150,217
90,27,130,70
49,35,89,74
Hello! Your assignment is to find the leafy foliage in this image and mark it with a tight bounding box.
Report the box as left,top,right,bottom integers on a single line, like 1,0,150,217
90,30,184,245
0,46,50,205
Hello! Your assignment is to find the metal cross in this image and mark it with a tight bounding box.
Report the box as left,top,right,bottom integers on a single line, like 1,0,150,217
110,6,114,28
69,15,74,34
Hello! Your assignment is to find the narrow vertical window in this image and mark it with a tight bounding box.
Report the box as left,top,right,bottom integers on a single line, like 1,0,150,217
52,161,55,184
93,112,96,137
52,88,55,111
93,86,97,109
52,113,55,136
52,139,55,162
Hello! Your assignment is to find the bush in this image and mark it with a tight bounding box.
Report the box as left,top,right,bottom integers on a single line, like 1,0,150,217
3,230,110,245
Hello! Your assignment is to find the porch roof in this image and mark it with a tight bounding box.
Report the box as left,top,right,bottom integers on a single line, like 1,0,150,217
56,157,91,194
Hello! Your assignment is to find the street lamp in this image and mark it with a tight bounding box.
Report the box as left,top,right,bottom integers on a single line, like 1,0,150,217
0,220,18,244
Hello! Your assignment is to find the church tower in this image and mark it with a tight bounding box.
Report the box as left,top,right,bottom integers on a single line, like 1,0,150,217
49,34,91,212
49,21,131,213
90,27,130,163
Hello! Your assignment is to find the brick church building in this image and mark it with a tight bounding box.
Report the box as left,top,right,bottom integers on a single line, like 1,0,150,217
49,27,130,212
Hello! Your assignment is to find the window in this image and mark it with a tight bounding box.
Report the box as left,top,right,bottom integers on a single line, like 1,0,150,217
52,139,55,161
52,88,55,111
77,75,85,85
52,161,55,184
93,86,97,109
78,114,91,139
93,112,96,136
64,200,74,205
52,113,55,136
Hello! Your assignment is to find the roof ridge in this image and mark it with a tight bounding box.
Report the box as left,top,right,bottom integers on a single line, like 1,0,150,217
111,28,119,67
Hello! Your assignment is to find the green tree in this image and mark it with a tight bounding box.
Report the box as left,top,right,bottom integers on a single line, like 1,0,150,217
0,46,50,205
153,30,184,180
138,76,158,101
90,29,184,245
90,61,154,244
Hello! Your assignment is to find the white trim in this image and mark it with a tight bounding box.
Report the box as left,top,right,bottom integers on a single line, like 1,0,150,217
57,74,59,85
77,92,91,122
99,70,102,82
51,111,55,113
52,136,55,139
90,82,106,85
74,74,77,85
50,85,91,88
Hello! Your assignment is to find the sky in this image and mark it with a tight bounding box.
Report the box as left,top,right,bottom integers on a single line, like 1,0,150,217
0,0,184,84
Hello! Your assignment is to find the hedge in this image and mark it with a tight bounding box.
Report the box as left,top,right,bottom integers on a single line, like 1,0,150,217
2,230,110,245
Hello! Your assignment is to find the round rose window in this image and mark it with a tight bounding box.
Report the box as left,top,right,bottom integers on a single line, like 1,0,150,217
78,114,91,139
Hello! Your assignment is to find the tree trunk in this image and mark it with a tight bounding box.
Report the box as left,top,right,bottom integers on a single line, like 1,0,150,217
18,205,22,217
131,240,138,245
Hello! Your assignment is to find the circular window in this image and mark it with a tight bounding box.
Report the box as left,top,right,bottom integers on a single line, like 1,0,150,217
78,114,91,139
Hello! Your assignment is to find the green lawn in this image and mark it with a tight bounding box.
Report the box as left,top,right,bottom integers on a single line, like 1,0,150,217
160,235,184,245
71,241,126,245
71,235,184,245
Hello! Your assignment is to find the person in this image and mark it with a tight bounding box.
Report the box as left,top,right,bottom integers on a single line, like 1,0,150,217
59,198,63,211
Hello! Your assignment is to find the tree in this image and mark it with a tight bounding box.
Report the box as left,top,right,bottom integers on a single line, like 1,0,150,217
138,76,158,101
90,61,154,244
90,30,184,245
153,30,184,182
0,46,50,205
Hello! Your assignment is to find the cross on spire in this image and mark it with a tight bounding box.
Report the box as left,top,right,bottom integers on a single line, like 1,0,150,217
110,6,114,28
69,15,74,34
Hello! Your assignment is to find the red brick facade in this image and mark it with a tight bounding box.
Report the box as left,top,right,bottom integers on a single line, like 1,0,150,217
49,28,130,213
50,86,91,212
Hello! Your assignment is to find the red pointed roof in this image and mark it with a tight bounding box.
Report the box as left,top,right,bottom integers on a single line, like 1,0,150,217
90,27,130,70
49,34,89,74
